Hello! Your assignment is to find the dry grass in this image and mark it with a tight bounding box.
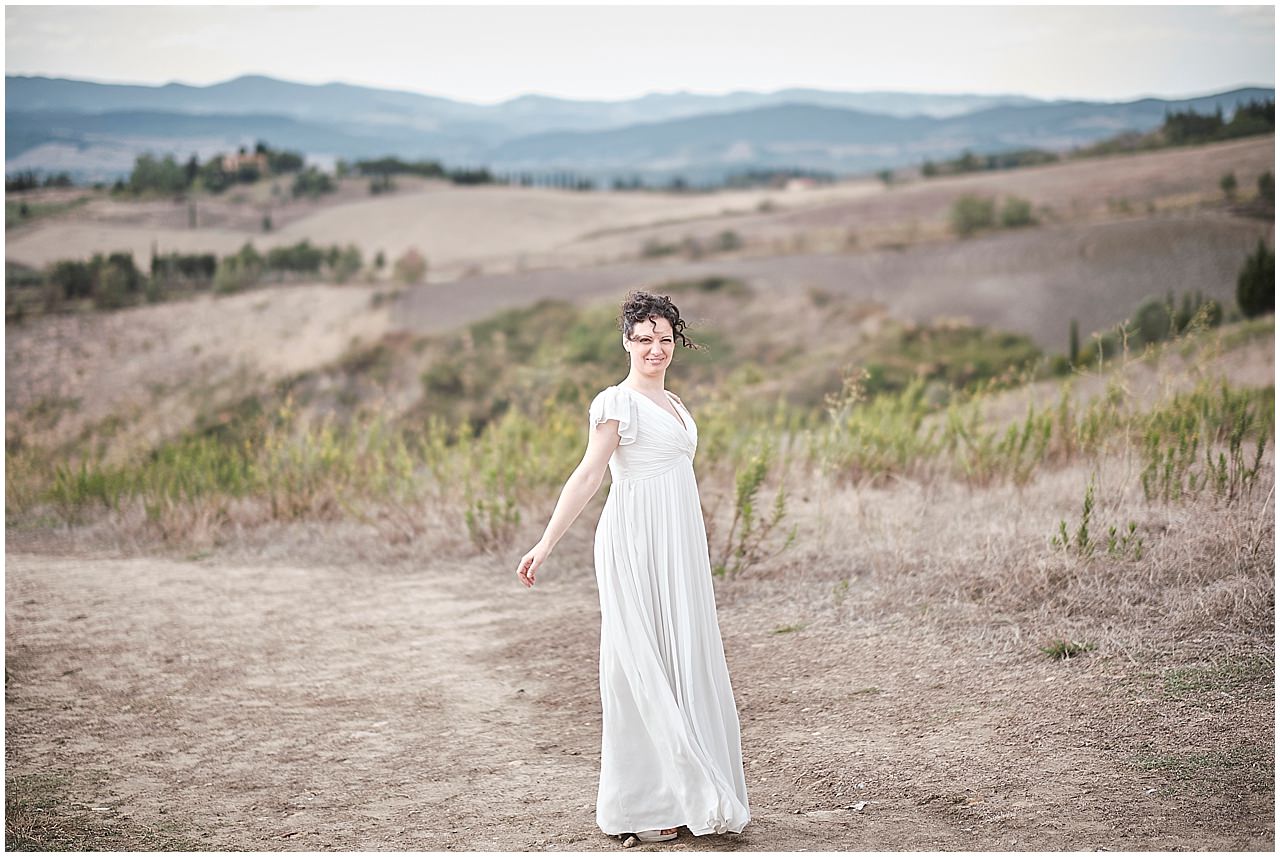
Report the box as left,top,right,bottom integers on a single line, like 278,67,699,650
5,768,207,850
4,283,394,460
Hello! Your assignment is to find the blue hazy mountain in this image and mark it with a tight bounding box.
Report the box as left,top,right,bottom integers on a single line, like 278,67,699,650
5,73,1272,181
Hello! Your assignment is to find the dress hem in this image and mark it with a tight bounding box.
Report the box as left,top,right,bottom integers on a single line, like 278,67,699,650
597,818,750,837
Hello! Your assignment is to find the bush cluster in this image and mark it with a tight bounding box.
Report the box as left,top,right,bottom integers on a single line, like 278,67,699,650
950,194,1037,237
1074,290,1227,366
23,238,382,312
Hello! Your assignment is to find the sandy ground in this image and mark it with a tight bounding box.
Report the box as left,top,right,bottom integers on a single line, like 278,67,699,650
5,444,1273,852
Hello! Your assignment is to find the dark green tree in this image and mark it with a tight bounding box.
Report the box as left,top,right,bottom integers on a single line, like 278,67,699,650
1174,292,1194,333
1236,238,1275,318
1133,297,1172,344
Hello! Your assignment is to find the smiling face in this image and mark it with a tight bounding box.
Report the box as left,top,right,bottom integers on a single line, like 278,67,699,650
624,315,676,378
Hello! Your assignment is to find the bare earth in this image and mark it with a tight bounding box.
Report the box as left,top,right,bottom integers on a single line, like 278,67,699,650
5,445,1273,852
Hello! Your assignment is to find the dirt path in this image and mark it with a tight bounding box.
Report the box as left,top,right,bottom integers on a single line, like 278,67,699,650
6,548,596,850
5,500,1272,851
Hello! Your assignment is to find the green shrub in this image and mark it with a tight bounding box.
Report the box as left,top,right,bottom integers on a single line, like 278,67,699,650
711,440,796,577
641,237,680,258
950,194,995,237
331,244,363,284
213,257,257,294
999,195,1035,228
92,263,132,310
266,240,324,275
715,230,743,252
1139,379,1272,505
1220,171,1238,200
660,276,751,298
291,166,334,198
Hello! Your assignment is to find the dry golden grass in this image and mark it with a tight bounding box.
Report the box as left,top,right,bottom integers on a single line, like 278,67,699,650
5,283,395,461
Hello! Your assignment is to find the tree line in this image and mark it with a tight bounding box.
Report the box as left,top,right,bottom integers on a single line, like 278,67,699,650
107,140,321,197
916,98,1275,180
6,170,75,192
8,240,433,320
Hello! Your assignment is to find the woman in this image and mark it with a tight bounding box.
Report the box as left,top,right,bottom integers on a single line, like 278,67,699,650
515,290,750,843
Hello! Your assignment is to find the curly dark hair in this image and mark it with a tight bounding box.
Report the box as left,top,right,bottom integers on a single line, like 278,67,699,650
618,290,703,350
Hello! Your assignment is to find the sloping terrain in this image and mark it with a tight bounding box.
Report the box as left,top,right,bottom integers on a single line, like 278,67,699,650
5,135,1273,464
5,134,1271,282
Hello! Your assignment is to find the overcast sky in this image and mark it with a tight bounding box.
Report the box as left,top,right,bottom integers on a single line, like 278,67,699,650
5,2,1275,104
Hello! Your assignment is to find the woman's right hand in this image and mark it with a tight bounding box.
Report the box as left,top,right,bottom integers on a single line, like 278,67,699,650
516,542,550,588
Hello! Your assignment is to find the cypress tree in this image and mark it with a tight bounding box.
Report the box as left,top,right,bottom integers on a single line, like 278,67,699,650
1236,238,1275,318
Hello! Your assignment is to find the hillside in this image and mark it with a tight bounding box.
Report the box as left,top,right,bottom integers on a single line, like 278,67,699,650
4,134,1272,285
5,135,1273,465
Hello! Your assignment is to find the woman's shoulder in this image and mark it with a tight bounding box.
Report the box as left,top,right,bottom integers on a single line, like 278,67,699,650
592,384,623,401
589,385,638,444
589,384,633,414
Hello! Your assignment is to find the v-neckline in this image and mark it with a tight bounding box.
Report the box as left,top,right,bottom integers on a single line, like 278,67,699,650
617,384,689,433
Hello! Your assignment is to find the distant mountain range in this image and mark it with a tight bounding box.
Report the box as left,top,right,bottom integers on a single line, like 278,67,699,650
5,74,1274,182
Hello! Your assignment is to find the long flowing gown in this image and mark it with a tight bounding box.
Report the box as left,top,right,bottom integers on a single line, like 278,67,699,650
588,383,751,836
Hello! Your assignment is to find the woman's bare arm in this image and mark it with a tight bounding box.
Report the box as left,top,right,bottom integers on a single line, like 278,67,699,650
537,421,619,550
516,418,621,587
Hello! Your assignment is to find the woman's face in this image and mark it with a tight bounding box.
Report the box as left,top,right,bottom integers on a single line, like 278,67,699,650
624,316,676,377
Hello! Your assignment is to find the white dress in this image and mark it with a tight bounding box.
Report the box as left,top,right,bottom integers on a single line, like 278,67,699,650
588,384,751,836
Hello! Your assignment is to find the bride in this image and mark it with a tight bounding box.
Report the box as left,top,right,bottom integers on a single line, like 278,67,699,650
515,290,750,843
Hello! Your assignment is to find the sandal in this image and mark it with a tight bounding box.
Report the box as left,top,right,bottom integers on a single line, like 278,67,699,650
635,828,679,842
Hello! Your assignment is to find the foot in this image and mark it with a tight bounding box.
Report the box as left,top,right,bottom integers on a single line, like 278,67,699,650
635,827,678,842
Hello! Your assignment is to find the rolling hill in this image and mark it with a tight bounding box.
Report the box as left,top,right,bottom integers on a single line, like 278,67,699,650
5,73,1272,181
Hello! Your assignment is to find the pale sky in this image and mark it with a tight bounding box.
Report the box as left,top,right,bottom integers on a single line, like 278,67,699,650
5,2,1275,104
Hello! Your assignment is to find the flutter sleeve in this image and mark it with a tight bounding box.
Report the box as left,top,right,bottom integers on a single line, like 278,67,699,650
588,387,638,445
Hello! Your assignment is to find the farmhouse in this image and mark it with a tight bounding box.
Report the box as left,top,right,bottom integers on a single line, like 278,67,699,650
220,151,269,174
